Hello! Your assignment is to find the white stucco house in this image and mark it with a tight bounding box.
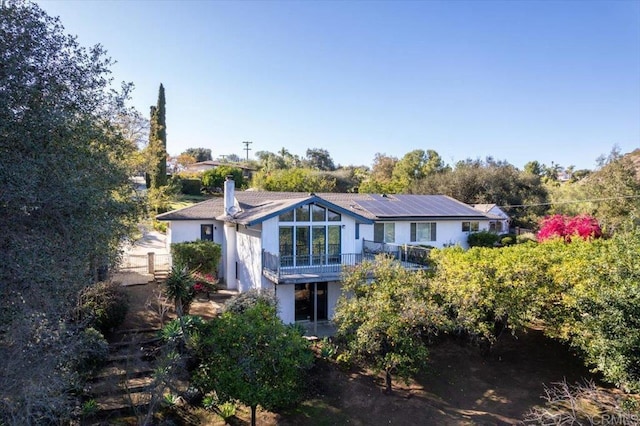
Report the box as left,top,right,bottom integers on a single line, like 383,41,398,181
157,178,499,325
471,204,511,234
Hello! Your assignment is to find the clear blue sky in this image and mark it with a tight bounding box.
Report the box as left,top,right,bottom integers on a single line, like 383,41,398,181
38,0,639,171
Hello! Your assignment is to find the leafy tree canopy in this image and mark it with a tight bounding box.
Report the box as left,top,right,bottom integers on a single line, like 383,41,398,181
334,257,447,393
194,299,313,426
184,147,212,162
0,0,140,421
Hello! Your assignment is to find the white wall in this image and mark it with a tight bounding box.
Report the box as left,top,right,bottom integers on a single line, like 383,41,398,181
167,220,224,245
327,281,341,320
164,220,225,277
276,285,295,324
236,226,263,292
359,220,491,249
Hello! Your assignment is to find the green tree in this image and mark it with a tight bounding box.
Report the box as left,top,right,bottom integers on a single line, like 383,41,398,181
305,147,336,171
587,148,640,232
359,153,398,193
334,257,447,393
148,83,167,188
413,158,549,228
392,149,446,192
194,298,313,426
201,165,245,191
251,168,336,192
184,147,212,162
0,1,139,421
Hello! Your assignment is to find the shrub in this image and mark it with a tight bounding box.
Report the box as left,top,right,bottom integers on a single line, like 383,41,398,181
201,166,244,192
467,230,501,247
78,281,129,335
537,214,602,242
516,232,537,244
223,288,278,314
153,219,168,233
160,315,204,348
73,327,109,376
180,178,202,195
498,233,516,246
171,240,221,274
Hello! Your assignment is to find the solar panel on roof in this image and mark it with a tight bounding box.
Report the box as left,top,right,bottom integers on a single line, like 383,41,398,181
356,195,482,217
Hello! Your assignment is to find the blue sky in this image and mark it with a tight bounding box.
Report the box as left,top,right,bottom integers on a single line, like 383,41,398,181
38,0,639,171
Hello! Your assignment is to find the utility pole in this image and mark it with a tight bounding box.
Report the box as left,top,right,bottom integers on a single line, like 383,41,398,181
242,141,253,162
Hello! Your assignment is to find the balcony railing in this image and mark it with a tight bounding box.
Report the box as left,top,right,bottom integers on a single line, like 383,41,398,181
362,240,431,267
262,240,430,284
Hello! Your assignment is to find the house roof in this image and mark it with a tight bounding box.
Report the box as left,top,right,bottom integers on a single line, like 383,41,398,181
157,192,492,223
472,203,509,220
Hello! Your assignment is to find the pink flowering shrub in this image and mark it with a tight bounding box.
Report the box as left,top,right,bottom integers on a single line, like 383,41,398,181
537,214,602,242
192,272,218,293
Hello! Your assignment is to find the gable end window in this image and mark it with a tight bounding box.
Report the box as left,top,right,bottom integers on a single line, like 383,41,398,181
410,222,436,242
462,221,479,232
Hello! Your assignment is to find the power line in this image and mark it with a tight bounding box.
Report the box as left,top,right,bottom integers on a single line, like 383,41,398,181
500,194,640,209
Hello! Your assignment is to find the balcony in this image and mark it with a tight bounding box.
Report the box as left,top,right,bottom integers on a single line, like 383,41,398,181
262,240,430,284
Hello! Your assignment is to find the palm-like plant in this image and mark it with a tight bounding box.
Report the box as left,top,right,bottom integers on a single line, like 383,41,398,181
164,264,196,317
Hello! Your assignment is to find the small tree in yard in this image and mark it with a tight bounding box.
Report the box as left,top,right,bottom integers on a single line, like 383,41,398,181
334,256,448,394
194,297,313,426
538,214,602,242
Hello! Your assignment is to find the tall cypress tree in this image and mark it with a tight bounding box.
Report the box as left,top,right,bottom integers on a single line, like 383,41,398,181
149,83,167,188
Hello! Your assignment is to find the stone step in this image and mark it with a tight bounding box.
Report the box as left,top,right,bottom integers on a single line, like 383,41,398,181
90,364,154,381
92,392,151,420
87,375,156,397
109,336,162,351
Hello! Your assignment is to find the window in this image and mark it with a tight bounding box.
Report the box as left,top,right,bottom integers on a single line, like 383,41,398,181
311,204,325,221
462,221,479,232
279,210,294,221
295,205,310,221
374,223,395,243
489,221,503,232
279,204,343,267
296,226,310,265
411,222,437,242
200,224,214,241
279,227,293,267
328,210,341,222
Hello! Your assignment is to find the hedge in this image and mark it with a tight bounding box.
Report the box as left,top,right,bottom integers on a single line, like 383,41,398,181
171,240,221,274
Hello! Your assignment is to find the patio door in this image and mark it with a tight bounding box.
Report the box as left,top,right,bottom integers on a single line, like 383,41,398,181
294,283,328,322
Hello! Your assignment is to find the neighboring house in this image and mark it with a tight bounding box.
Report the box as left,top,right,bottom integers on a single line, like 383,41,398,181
157,178,498,324
471,204,511,234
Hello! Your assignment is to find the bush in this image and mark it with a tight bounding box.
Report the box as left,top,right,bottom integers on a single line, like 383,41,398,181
467,230,501,247
499,234,516,246
171,240,221,274
180,178,202,195
160,315,204,346
223,289,278,314
153,219,167,233
73,327,109,376
516,232,537,244
78,281,129,335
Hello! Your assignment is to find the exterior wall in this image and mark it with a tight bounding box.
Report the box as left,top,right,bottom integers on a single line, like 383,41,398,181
165,219,225,276
327,281,341,320
167,220,224,245
361,220,491,249
275,284,295,324
236,225,263,292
